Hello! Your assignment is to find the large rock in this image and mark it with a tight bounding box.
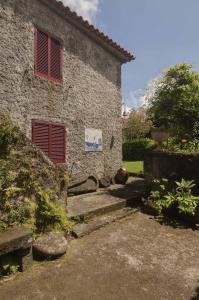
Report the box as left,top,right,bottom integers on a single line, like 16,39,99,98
33,232,68,259
99,176,111,188
68,176,99,195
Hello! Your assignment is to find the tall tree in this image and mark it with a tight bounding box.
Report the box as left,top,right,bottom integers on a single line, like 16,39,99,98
147,64,199,138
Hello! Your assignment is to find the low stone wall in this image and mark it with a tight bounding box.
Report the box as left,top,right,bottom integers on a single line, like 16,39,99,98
144,150,199,193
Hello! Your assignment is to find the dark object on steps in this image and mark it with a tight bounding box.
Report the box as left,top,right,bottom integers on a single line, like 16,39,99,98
115,168,129,184
99,176,111,188
68,175,99,195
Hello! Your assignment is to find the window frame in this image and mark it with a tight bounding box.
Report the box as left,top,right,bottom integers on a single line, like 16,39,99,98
32,119,66,164
34,27,63,85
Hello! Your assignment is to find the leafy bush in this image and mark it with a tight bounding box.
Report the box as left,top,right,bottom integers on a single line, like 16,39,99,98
123,138,155,161
149,178,199,216
36,189,70,232
164,138,199,154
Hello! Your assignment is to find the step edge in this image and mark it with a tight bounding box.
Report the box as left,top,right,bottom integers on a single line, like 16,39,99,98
72,208,138,238
68,199,127,221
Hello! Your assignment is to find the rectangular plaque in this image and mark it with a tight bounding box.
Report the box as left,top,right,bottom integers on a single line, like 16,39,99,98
85,128,102,152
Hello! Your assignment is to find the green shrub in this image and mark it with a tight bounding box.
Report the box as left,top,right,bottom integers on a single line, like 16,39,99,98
36,189,70,233
123,138,155,161
149,178,199,216
164,138,199,154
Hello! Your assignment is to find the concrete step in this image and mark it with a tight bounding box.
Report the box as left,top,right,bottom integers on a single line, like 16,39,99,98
72,207,138,238
68,194,127,222
68,192,143,222
67,177,147,222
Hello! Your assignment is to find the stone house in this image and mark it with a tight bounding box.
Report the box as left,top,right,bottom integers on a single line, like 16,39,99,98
0,0,134,180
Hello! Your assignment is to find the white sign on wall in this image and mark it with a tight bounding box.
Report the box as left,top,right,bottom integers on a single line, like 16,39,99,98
85,128,102,152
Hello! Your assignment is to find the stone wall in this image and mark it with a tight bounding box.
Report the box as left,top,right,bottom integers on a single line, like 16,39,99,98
144,150,199,193
0,0,123,179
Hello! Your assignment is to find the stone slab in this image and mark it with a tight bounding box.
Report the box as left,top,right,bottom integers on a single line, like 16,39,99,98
0,227,33,256
67,193,127,221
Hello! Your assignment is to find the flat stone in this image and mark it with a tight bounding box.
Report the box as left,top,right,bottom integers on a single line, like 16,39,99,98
67,192,127,221
0,227,33,272
33,232,68,259
0,227,33,256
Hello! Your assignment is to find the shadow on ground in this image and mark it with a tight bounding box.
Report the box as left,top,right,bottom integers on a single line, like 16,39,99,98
107,177,149,204
152,215,198,231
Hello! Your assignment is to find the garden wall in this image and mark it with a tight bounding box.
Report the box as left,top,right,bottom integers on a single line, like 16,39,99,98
144,150,199,193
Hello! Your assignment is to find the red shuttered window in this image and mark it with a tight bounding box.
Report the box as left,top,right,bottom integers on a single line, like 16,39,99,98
32,120,66,164
34,28,62,84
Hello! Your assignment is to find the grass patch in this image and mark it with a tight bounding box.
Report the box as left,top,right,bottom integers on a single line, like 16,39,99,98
123,161,143,174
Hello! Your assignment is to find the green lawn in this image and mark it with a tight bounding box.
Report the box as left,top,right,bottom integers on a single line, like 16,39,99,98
123,161,144,174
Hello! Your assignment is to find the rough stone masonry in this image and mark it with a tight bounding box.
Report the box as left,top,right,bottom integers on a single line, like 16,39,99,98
0,0,134,179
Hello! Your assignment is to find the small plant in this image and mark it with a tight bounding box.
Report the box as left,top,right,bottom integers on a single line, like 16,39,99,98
0,254,19,277
150,178,199,216
35,189,70,233
0,114,16,154
149,178,169,202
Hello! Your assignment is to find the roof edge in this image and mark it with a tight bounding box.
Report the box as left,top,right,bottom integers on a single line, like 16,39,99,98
40,0,135,63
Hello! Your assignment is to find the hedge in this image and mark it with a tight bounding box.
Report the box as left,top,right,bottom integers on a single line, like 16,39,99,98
122,138,155,161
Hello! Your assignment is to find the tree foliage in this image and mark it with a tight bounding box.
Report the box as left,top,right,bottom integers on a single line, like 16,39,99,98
123,108,152,141
147,64,199,138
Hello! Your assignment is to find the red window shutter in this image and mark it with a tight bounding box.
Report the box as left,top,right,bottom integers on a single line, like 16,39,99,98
32,121,49,157
35,29,49,77
34,27,62,83
50,37,62,81
50,124,65,163
32,121,65,164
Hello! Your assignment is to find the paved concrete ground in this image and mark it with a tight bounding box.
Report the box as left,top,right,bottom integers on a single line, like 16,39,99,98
0,212,199,300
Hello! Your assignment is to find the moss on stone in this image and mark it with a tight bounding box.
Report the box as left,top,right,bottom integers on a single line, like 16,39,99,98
0,114,72,234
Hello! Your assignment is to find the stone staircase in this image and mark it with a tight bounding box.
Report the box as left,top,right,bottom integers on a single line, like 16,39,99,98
67,177,147,238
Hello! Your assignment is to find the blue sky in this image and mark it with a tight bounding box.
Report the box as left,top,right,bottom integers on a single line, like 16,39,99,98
62,0,199,109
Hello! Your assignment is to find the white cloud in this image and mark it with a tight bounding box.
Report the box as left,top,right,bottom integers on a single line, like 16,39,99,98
129,89,146,110
127,76,161,110
60,0,100,23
